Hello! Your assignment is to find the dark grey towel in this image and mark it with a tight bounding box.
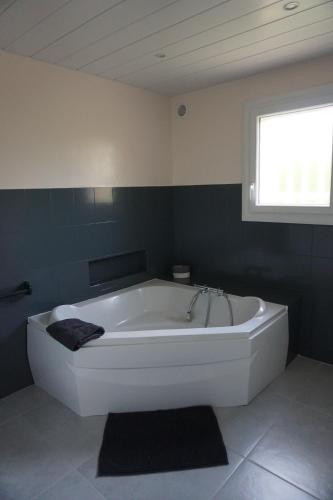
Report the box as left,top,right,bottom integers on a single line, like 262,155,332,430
46,318,104,351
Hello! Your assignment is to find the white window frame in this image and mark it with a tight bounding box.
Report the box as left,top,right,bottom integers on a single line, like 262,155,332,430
242,84,333,225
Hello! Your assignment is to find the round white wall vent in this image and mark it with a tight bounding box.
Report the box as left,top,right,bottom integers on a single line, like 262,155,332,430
177,104,188,118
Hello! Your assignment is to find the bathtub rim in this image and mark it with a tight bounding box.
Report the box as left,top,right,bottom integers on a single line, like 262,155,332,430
27,278,287,346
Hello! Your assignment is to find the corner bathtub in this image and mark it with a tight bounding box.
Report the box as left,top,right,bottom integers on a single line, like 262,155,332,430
27,279,288,416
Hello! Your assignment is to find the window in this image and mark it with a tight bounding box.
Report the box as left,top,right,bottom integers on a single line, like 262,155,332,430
243,85,333,224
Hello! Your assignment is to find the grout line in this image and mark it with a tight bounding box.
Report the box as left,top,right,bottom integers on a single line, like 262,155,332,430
30,466,79,500
291,398,333,422
243,420,276,457
75,468,108,499
261,388,333,422
246,459,321,499
317,359,333,368
210,454,245,500
0,394,53,427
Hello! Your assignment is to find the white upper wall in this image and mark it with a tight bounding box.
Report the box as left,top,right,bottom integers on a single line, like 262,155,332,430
1,51,333,189
171,54,333,185
0,50,171,188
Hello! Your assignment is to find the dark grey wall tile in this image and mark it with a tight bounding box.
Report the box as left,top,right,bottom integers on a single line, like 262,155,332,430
0,226,58,273
287,224,313,256
310,257,333,362
0,299,32,395
88,221,126,259
173,183,332,364
312,256,333,290
0,230,29,274
73,188,95,225
49,188,75,226
0,190,25,231
0,186,173,398
51,225,93,263
173,185,244,275
0,267,29,291
312,226,333,258
25,266,61,315
57,261,91,304
2,182,332,398
244,252,311,289
24,227,57,269
24,189,51,228
94,187,117,222
243,222,313,257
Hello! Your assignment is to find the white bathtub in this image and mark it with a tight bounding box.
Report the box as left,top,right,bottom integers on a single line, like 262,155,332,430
27,279,288,416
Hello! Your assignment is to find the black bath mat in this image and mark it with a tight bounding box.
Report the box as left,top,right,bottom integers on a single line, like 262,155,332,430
97,406,228,476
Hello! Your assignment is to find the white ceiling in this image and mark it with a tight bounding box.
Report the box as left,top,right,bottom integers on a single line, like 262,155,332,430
1,0,333,95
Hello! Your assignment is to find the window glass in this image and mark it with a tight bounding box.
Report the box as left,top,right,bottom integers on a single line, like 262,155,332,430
257,105,333,207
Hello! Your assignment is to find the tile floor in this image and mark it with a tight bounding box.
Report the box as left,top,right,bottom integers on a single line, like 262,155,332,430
0,356,332,499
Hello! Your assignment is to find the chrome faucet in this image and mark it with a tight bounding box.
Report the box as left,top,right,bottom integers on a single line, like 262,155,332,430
186,285,234,327
186,286,208,321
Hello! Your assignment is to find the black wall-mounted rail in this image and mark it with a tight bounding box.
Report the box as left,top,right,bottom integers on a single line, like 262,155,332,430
0,281,32,300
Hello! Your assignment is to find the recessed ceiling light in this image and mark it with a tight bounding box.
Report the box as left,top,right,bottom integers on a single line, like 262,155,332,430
155,52,166,59
283,1,300,10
